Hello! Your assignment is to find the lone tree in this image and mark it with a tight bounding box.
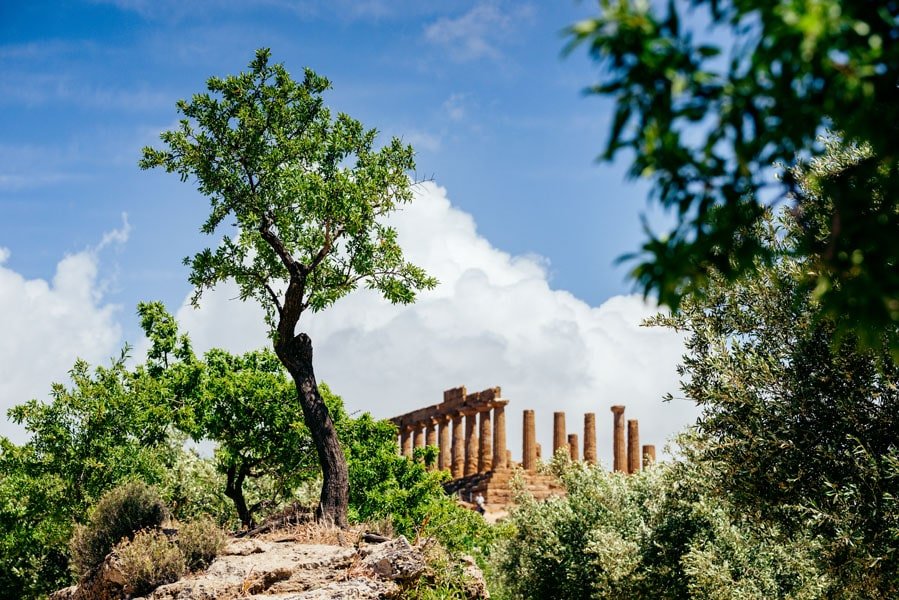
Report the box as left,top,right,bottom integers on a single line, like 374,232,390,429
140,49,436,526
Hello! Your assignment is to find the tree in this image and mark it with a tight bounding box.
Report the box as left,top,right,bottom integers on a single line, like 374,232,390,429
140,301,350,528
567,1,899,347
0,351,182,598
140,49,436,525
650,204,899,595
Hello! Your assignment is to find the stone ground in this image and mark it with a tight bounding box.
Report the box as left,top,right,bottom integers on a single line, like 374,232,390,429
51,526,489,600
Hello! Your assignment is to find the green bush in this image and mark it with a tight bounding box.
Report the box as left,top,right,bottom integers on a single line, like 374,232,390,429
342,413,493,555
496,450,830,599
175,518,226,571
70,482,167,578
115,529,186,596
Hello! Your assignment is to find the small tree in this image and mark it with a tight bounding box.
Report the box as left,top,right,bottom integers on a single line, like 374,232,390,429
140,49,436,525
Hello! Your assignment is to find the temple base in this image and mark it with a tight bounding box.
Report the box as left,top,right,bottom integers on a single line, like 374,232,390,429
443,467,565,509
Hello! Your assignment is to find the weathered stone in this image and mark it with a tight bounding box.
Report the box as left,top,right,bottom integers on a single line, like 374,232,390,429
361,535,425,581
522,409,536,472
583,412,597,465
611,405,626,473
459,554,490,599
627,419,640,474
553,412,566,456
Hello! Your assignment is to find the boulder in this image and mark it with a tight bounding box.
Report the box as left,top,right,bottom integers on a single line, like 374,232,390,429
361,535,425,581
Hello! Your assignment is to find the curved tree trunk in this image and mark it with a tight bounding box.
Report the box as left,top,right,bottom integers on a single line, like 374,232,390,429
225,463,254,529
275,332,349,527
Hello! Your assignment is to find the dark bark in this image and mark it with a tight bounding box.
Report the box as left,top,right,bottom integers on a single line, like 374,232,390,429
225,462,254,529
275,332,349,527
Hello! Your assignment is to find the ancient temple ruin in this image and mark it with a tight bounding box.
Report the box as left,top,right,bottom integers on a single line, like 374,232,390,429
389,385,656,508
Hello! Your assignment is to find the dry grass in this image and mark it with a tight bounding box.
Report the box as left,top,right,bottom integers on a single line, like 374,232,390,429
262,520,364,547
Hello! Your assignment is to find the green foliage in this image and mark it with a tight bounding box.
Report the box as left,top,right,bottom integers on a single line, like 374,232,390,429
567,1,899,346
651,206,899,596
138,301,327,527
115,529,186,596
70,482,167,579
400,545,485,600
0,441,71,599
8,351,176,510
341,413,492,555
159,447,233,526
0,348,192,598
140,49,436,526
175,518,226,571
497,452,828,599
139,48,436,330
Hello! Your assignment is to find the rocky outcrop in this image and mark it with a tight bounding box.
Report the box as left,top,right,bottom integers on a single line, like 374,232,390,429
52,532,488,600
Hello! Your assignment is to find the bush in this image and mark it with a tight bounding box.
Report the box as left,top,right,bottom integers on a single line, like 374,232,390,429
496,450,830,599
70,482,167,578
175,518,226,571
115,529,186,596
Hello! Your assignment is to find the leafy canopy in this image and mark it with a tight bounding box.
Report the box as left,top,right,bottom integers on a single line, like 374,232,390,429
568,1,899,347
650,203,899,595
139,48,436,333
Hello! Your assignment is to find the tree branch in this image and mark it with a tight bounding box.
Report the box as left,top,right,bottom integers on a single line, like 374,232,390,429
259,213,301,278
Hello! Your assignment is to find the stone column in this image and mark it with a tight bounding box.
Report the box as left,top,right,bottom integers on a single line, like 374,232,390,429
425,421,438,471
553,412,567,457
478,409,493,473
568,434,579,461
464,412,479,476
401,427,412,458
642,444,656,468
523,410,536,472
451,414,464,479
611,405,626,473
583,413,597,465
536,443,542,461
627,419,640,474
414,425,425,451
438,417,451,471
493,404,507,470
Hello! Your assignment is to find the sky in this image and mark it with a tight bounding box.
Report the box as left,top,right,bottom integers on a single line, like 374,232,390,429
0,0,698,464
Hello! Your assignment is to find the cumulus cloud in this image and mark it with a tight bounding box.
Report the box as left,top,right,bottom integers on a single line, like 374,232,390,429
176,182,696,466
423,2,535,62
0,220,128,442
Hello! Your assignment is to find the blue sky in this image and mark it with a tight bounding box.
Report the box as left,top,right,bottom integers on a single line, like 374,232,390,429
0,1,694,458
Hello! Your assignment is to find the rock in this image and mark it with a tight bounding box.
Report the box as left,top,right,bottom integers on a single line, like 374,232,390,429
361,535,426,581
50,531,466,600
459,554,490,599
48,586,77,600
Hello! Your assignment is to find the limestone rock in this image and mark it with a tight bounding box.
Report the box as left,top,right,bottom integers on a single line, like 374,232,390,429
361,535,425,581
51,532,448,600
458,554,490,599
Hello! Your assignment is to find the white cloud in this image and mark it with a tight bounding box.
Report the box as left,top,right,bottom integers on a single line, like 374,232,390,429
176,182,696,467
443,93,470,122
423,2,535,62
403,130,442,153
0,221,129,443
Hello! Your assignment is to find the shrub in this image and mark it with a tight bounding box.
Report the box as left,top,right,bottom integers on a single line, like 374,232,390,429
70,481,167,578
175,518,226,571
496,450,830,599
115,529,186,596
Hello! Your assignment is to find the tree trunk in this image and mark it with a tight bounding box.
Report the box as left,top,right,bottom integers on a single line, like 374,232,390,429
225,463,253,529
275,332,349,527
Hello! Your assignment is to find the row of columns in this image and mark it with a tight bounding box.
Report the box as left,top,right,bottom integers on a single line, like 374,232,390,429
395,389,655,477
521,405,655,474
400,402,508,479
